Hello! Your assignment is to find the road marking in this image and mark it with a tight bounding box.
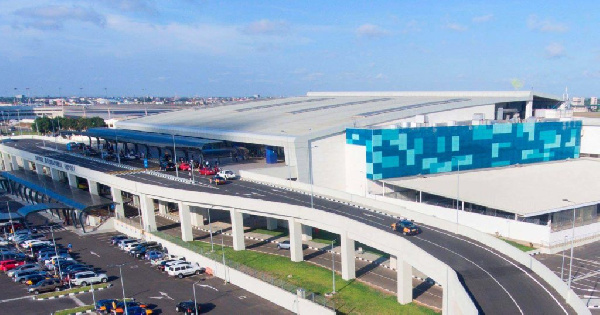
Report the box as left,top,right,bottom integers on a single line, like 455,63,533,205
159,291,174,300
239,296,247,299
90,251,101,257
71,295,85,306
0,295,32,303
196,284,219,291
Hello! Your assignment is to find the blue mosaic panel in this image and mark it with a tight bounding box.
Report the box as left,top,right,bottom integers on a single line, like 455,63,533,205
346,121,582,180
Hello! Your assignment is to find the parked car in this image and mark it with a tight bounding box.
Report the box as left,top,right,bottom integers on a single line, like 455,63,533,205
23,273,54,286
27,278,63,294
160,161,176,171
110,235,128,245
69,271,108,286
15,271,47,284
145,251,164,261
7,263,39,277
111,301,150,314
277,240,291,250
217,170,237,179
166,263,205,278
117,239,138,250
120,306,152,315
209,175,227,185
0,259,25,271
390,219,421,236
123,242,142,251
176,300,201,314
178,162,191,171
95,298,118,313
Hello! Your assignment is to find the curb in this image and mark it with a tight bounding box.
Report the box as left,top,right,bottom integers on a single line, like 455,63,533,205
51,309,95,315
33,284,112,300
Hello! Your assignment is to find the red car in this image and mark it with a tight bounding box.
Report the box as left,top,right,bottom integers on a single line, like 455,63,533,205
198,167,217,175
0,259,25,271
178,162,191,171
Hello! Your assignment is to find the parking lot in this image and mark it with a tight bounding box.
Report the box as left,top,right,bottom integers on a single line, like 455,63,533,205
0,211,291,314
536,241,600,312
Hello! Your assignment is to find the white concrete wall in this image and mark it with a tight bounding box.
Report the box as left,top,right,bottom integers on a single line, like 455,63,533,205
114,220,334,315
345,143,367,195
374,104,496,127
311,133,347,191
581,125,600,155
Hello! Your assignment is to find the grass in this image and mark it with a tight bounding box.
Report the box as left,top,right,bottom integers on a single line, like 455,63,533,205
245,227,288,237
54,305,94,315
37,282,110,299
187,240,436,315
501,238,536,252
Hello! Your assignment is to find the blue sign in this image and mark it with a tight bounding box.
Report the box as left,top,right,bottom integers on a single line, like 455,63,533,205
143,158,148,169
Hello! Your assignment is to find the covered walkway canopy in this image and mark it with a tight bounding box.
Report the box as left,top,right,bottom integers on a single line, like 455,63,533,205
16,203,69,218
82,128,221,149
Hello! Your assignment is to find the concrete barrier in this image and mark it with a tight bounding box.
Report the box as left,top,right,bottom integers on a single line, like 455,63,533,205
114,220,334,315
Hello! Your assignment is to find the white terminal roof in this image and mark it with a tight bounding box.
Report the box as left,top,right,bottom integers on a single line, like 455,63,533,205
382,158,600,217
116,91,560,145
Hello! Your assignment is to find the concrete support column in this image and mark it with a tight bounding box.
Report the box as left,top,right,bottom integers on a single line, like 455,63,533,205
288,218,303,262
111,187,125,218
35,164,44,175
230,209,245,251
22,159,31,171
525,100,533,119
396,257,413,304
51,168,61,181
67,173,77,187
139,194,157,232
266,217,278,230
190,207,204,227
389,255,397,268
302,225,313,241
340,232,356,280
178,202,193,242
88,180,99,195
158,200,168,215
11,155,19,170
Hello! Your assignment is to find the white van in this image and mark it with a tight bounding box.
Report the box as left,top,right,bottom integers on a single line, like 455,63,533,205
166,263,204,278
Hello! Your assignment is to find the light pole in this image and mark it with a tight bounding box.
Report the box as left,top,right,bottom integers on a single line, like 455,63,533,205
172,134,179,177
281,131,292,185
220,229,226,284
308,144,318,209
331,240,336,295
562,198,577,289
108,263,130,315
208,207,214,252
193,280,200,315
17,109,22,136
561,235,567,281
6,202,15,235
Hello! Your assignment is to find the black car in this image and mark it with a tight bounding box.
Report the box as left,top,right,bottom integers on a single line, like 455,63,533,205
176,300,201,314
110,235,128,245
390,219,421,236
160,160,176,171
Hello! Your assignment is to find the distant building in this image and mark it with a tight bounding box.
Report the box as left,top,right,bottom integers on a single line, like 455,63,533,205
591,97,598,105
571,97,585,106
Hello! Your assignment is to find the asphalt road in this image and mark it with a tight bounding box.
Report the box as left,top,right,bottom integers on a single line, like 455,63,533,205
0,211,291,315
2,139,579,315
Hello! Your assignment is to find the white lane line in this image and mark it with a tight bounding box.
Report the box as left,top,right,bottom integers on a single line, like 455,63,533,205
422,228,569,315
71,295,85,307
0,295,32,303
415,237,524,315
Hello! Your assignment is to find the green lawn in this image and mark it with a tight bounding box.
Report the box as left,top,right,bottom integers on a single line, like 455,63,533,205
187,240,436,314
54,305,94,315
37,283,110,299
312,230,390,258
245,227,288,237
501,238,536,252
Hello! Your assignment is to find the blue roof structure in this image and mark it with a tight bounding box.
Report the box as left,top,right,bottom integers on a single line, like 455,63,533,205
17,203,68,218
83,128,220,148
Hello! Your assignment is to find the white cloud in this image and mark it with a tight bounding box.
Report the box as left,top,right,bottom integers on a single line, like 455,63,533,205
402,20,421,34
374,73,387,80
582,70,600,78
545,42,565,59
472,14,493,23
356,24,389,39
527,15,568,32
14,5,106,30
302,72,323,81
242,19,289,36
445,23,467,32
100,0,157,13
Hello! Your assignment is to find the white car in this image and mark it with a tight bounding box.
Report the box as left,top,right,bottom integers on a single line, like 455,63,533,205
163,260,190,270
20,239,51,248
166,263,204,278
217,170,237,179
118,239,138,250
123,242,141,251
69,271,108,286
45,256,74,267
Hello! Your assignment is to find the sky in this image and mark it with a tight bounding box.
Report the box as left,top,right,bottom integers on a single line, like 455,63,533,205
0,0,598,97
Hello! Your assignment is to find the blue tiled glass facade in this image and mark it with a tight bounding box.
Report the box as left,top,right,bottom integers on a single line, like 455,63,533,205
346,121,581,180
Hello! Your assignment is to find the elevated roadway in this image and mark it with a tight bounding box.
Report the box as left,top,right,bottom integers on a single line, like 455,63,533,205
0,139,581,314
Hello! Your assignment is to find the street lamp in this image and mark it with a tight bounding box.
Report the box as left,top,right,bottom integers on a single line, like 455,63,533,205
208,207,214,252
308,144,318,209
172,134,179,177
108,263,130,315
6,202,15,236
193,280,200,315
220,228,227,284
331,240,336,295
281,131,292,185
562,198,577,290
561,235,567,281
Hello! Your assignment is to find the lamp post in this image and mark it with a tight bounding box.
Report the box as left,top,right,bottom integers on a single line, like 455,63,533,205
281,131,292,185
308,144,318,209
561,235,567,281
6,202,15,236
108,263,130,315
220,229,227,284
331,240,336,295
562,199,577,289
208,207,214,252
193,280,200,315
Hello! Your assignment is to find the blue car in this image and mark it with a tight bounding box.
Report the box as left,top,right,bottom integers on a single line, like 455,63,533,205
145,251,164,261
